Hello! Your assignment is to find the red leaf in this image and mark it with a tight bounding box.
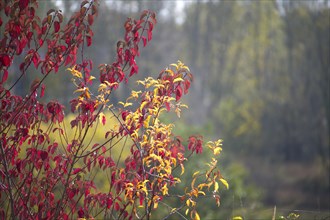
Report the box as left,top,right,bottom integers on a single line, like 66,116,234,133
124,20,132,32
87,159,91,172
73,168,82,175
121,111,129,121
196,139,203,154
175,85,183,102
129,64,138,77
16,160,21,173
86,36,92,47
88,14,94,25
84,188,90,197
188,136,196,151
49,192,54,202
107,197,113,209
102,115,106,125
54,21,60,33
32,52,40,68
39,151,48,161
19,0,29,11
68,190,75,199
142,36,147,47
147,29,153,41
42,25,47,34
165,102,171,112
29,7,35,18
184,80,190,94
38,135,45,145
40,84,45,98
148,21,154,32
115,202,120,211
62,214,69,220
139,195,144,206
19,62,25,71
92,143,99,149
0,54,10,67
98,157,104,168
78,208,84,218
65,55,72,66
2,69,8,83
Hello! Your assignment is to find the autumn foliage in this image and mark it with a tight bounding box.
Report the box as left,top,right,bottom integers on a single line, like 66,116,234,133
0,0,226,219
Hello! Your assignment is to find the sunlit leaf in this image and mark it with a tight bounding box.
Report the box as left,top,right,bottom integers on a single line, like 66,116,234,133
213,147,222,155
98,83,107,92
99,112,106,125
173,77,184,83
220,178,229,189
192,171,200,178
170,63,178,70
193,211,200,220
180,163,185,175
74,88,86,94
119,101,133,107
214,181,219,192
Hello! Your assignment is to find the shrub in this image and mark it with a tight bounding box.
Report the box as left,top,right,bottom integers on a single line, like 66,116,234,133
0,1,226,219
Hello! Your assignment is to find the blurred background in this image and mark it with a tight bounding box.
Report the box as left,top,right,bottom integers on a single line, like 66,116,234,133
6,0,329,219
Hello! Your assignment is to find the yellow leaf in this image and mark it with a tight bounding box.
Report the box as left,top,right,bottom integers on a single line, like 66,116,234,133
183,66,190,72
220,178,229,189
153,201,158,209
89,76,96,80
143,115,151,128
153,88,159,97
215,139,223,146
67,66,83,78
198,191,206,196
173,77,184,83
180,164,185,175
119,102,133,107
214,181,219,192
193,211,200,220
99,112,105,124
185,208,189,215
161,184,168,195
107,82,119,87
85,90,90,99
192,171,200,178
98,83,107,92
165,69,174,76
232,216,243,220
140,101,148,110
74,88,86,93
213,147,222,155
191,178,196,189
170,63,178,70
175,107,182,118
131,90,141,99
